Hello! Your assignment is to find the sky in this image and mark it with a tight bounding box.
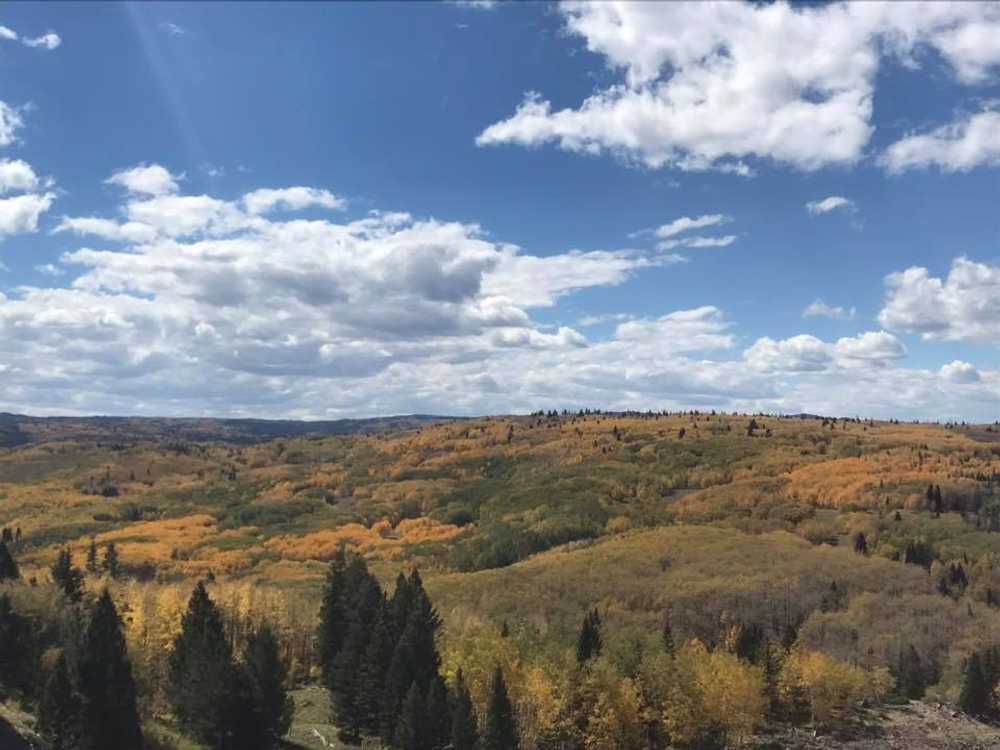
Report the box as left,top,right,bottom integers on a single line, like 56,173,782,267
0,1,999,421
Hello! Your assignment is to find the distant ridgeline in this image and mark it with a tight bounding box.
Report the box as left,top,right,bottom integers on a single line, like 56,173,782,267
0,412,463,447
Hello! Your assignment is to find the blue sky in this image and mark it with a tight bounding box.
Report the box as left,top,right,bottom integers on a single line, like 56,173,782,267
1,1,999,419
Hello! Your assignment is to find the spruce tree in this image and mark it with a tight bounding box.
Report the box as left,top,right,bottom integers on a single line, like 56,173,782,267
396,681,426,750
244,624,293,746
424,675,451,750
78,590,143,750
38,652,84,750
0,593,34,696
894,644,926,700
575,608,602,664
52,548,84,603
661,617,675,656
168,582,241,749
482,665,518,750
358,602,394,734
0,541,19,581
86,538,98,575
331,618,367,744
450,668,479,750
102,542,120,579
960,651,991,717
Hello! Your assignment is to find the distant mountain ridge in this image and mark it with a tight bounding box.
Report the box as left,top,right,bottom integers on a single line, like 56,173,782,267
0,412,462,448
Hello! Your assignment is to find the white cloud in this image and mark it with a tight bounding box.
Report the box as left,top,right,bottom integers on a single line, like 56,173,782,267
22,32,61,50
940,360,981,383
0,102,23,147
34,263,64,277
657,235,737,251
882,109,1000,173
879,256,1000,344
53,217,159,244
806,196,856,215
106,164,180,196
243,187,346,215
0,192,55,237
0,159,39,193
478,2,1000,173
577,312,634,327
654,214,731,239
802,299,856,320
0,26,18,41
745,330,906,373
450,0,499,9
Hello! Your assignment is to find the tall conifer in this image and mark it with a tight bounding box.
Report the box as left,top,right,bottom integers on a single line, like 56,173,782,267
482,665,519,750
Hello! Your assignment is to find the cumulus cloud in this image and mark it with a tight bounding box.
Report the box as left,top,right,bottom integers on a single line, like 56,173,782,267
0,192,55,237
744,330,906,373
879,257,1000,344
940,360,981,383
0,159,39,193
806,196,856,215
243,187,346,215
106,164,180,196
882,109,1000,173
802,299,856,320
477,2,1000,173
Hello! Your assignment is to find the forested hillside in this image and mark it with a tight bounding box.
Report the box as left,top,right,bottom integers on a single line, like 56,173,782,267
2,411,1000,748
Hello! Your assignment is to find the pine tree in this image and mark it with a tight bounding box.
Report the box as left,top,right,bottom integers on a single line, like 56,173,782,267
424,675,451,750
482,665,519,750
52,548,84,603
102,542,120,579
0,541,19,581
0,593,35,696
85,538,98,574
960,651,991,717
318,551,349,687
168,582,242,749
244,624,293,747
576,608,602,664
853,531,868,556
78,590,143,750
396,682,426,750
38,652,84,750
894,644,927,700
450,668,479,750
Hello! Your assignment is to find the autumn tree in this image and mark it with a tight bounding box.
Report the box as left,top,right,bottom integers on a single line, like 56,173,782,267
78,590,143,750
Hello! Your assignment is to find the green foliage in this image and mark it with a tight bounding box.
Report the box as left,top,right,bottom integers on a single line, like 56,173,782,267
243,624,293,746
576,608,603,664
0,593,35,696
51,548,85,603
38,652,84,750
450,669,479,750
0,541,19,581
960,651,991,717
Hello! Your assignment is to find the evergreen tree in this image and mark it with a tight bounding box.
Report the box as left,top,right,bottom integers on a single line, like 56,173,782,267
78,590,143,750
331,618,367,744
85,538,98,575
358,602,394,734
244,624,293,747
853,531,868,556
894,644,927,700
168,582,242,749
482,665,519,750
317,550,348,687
661,617,675,656
52,548,84,603
396,682,426,750
575,608,602,664
102,542,120,579
450,669,479,750
0,593,35,696
960,651,991,717
0,541,19,581
38,652,84,750
424,675,451,750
